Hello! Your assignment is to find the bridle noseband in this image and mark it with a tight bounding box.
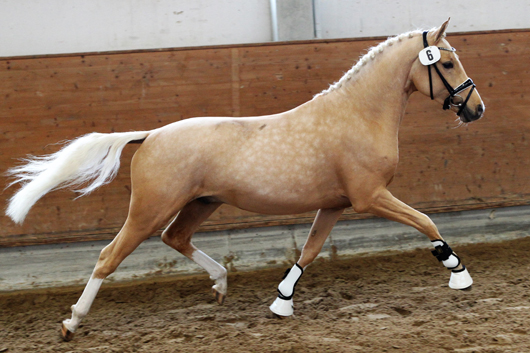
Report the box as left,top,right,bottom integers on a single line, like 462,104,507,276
421,31,476,116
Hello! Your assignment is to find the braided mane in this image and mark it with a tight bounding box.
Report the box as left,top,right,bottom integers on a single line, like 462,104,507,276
315,30,423,97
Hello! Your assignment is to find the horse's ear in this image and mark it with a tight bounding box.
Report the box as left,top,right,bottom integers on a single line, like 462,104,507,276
432,18,450,44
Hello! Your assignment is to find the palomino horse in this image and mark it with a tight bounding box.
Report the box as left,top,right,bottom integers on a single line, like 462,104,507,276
6,19,484,341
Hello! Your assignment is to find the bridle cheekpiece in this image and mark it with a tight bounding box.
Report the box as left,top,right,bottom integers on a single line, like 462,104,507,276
420,31,476,116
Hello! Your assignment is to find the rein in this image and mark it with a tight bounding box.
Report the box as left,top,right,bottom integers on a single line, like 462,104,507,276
421,31,476,116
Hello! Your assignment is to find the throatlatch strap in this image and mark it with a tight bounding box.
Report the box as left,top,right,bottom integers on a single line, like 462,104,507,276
422,30,429,48
423,32,434,100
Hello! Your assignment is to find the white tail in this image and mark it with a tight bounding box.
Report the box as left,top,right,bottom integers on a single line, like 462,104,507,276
6,131,150,224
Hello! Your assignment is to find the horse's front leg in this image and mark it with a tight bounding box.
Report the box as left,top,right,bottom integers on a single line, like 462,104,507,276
270,207,345,317
363,187,473,290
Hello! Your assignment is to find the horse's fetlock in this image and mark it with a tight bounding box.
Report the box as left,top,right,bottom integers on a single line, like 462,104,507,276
211,267,227,282
71,304,88,319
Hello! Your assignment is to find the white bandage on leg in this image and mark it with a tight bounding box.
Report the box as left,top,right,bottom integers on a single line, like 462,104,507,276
431,240,460,269
432,240,472,289
277,263,303,299
191,250,228,295
442,254,460,269
269,263,304,317
63,277,103,332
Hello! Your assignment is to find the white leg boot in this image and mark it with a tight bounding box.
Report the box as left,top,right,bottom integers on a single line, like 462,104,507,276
62,277,103,340
270,264,303,317
432,240,473,290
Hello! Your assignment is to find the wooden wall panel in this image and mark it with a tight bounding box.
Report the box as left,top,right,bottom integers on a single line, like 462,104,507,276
1,30,529,247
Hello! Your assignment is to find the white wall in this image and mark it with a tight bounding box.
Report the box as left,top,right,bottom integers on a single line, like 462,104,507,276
314,0,530,39
1,0,529,57
0,0,272,57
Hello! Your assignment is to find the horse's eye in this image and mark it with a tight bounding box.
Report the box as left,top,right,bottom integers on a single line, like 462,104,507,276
442,62,454,69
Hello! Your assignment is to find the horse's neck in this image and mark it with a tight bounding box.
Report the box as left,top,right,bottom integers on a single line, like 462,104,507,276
319,37,419,133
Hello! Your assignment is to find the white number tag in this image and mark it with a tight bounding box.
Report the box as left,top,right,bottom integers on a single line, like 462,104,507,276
419,46,441,66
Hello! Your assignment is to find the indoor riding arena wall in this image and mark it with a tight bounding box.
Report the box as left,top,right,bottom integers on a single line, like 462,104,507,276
1,29,529,289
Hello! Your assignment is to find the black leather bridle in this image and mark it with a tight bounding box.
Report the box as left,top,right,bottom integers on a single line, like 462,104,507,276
422,31,476,116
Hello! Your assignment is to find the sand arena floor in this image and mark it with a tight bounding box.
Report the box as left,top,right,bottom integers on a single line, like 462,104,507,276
1,237,530,352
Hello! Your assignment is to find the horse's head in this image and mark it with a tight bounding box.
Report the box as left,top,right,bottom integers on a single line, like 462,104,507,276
411,19,485,123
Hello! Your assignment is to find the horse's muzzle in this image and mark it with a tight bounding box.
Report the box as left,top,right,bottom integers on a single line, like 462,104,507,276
460,104,484,123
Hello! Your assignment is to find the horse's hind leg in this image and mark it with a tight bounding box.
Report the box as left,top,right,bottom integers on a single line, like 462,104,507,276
161,199,227,304
270,207,345,317
61,196,185,341
364,188,473,290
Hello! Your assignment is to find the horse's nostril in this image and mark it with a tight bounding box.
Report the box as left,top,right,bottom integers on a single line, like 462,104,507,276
477,104,484,116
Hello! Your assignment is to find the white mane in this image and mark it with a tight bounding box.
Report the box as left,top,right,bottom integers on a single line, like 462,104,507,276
315,30,423,97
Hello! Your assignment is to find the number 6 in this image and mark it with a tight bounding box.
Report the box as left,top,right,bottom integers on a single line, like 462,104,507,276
426,49,434,61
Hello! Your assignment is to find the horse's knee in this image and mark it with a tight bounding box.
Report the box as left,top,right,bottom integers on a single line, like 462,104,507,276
210,263,227,282
93,261,117,278
413,213,439,236
94,260,118,278
422,217,438,235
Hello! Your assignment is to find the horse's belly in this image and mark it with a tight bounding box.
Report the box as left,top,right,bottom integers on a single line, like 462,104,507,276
204,144,348,213
233,195,350,215
212,178,350,215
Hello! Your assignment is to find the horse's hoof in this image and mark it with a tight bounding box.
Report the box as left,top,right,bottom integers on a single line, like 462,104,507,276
269,297,294,317
212,288,225,305
61,323,75,342
449,266,473,290
271,312,293,320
